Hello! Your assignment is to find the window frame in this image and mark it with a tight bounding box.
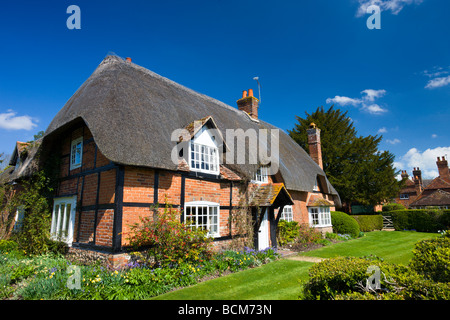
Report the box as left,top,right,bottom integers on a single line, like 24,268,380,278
184,201,220,238
313,178,320,192
399,194,409,200
280,205,293,222
308,206,332,228
70,137,83,170
13,206,25,232
50,196,77,245
189,141,220,175
253,166,269,184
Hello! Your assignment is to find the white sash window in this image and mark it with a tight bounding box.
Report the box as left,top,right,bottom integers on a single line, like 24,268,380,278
308,206,331,227
50,197,77,245
184,201,220,237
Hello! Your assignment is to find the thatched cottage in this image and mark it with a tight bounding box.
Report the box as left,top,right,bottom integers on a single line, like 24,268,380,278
2,55,339,266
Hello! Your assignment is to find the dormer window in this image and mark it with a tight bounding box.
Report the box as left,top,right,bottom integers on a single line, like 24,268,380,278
313,179,319,192
254,166,269,183
70,137,83,170
189,125,219,175
190,141,219,174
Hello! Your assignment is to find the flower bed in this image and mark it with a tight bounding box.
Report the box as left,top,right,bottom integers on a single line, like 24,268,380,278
0,240,280,300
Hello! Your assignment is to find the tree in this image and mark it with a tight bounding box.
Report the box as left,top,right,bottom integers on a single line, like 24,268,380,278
288,106,400,212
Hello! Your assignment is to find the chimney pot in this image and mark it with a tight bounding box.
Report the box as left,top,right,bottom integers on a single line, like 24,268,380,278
237,89,258,120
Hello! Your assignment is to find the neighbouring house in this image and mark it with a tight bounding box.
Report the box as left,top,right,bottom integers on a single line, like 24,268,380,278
396,156,450,209
1,55,340,266
394,168,432,208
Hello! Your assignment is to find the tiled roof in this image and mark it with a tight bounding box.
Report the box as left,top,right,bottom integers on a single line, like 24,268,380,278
249,183,294,207
410,189,450,207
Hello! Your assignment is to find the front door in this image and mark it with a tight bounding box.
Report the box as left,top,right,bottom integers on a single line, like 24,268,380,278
258,208,269,250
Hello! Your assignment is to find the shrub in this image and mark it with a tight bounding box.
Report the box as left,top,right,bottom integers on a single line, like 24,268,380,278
277,220,299,246
301,256,387,300
331,211,360,238
382,203,405,212
127,203,213,267
297,223,322,243
352,215,383,232
390,209,449,232
0,240,19,253
410,236,450,282
301,255,450,300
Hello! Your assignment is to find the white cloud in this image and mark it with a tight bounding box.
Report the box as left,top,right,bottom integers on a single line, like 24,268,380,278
361,89,386,102
362,103,388,114
432,134,438,138
394,146,450,179
378,127,388,134
326,96,361,106
386,138,401,145
0,110,38,130
356,0,424,17
425,75,450,89
423,66,449,78
326,88,388,115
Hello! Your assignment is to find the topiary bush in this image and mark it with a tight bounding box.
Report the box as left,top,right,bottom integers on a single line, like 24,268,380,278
331,211,360,238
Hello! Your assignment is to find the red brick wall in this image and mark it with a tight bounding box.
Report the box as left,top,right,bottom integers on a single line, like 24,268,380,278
55,123,117,247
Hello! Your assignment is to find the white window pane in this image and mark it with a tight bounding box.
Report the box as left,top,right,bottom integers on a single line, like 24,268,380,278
64,203,72,235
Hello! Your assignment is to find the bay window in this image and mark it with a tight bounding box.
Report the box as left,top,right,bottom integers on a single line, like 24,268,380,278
308,206,331,227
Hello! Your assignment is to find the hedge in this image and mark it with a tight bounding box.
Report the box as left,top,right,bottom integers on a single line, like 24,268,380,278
388,209,450,232
352,215,383,232
331,211,360,238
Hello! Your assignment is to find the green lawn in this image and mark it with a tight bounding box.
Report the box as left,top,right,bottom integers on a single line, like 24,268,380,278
153,231,437,300
300,230,438,265
152,259,313,300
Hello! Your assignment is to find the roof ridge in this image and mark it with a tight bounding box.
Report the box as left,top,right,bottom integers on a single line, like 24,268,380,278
103,55,245,118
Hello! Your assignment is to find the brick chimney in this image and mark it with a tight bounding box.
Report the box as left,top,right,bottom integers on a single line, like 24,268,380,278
307,123,323,169
401,170,409,180
237,89,259,120
437,156,449,178
413,167,423,194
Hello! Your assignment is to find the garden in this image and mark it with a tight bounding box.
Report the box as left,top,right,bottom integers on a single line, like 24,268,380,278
1,207,449,300
0,204,281,300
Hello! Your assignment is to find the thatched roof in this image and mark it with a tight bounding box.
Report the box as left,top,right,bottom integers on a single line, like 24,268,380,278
0,140,41,183
43,55,338,198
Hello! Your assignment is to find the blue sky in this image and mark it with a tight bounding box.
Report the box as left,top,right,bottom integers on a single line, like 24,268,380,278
0,0,449,178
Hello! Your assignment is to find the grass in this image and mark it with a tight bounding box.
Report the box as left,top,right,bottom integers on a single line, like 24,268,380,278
155,231,438,300
152,259,313,300
299,230,439,265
